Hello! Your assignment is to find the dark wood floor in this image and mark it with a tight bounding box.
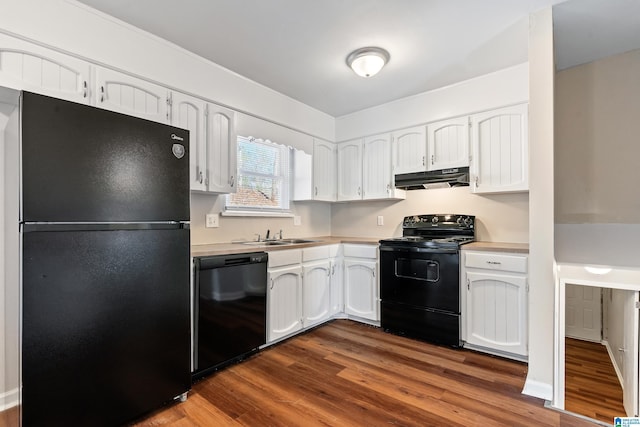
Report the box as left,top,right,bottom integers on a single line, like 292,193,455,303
131,320,597,427
565,337,626,423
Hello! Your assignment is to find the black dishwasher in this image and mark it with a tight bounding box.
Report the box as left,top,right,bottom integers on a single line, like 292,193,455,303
193,252,268,380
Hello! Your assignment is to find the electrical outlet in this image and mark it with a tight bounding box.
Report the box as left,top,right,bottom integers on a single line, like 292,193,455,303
377,215,384,226
293,215,301,226
205,213,219,228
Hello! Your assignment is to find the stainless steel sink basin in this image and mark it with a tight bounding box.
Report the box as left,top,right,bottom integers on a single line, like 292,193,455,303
277,239,319,244
240,239,319,246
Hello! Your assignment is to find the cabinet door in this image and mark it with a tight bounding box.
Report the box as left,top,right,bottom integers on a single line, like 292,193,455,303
95,67,168,123
330,257,344,316
470,104,528,193
268,265,303,342
337,139,363,201
363,134,393,200
0,33,91,104
344,259,379,321
205,103,237,193
392,126,427,174
313,139,337,201
302,260,331,328
465,271,527,356
170,92,207,192
427,117,469,170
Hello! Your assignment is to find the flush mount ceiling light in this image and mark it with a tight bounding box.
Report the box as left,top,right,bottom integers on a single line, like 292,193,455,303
346,47,390,78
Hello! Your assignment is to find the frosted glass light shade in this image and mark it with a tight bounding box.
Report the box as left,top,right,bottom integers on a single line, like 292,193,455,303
346,47,389,78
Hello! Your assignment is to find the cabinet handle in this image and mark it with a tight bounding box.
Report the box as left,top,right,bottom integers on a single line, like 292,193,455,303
100,85,105,103
82,81,87,98
331,265,335,276
474,175,479,188
229,175,235,187
270,278,274,290
422,156,425,166
486,261,501,265
198,170,203,184
467,278,470,290
357,186,361,196
431,155,434,165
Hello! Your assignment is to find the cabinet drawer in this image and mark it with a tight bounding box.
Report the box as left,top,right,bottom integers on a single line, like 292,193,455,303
464,251,527,274
268,249,302,268
302,245,330,262
343,244,377,259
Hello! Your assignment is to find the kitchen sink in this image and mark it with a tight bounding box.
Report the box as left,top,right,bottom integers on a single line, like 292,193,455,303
240,239,319,246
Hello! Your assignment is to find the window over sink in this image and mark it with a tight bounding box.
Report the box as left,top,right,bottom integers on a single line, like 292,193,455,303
225,136,292,215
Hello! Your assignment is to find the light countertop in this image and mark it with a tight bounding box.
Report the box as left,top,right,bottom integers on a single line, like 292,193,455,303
191,236,381,257
192,237,528,257
461,241,529,253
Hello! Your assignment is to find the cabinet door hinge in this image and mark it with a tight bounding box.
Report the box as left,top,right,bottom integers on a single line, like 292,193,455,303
467,278,470,290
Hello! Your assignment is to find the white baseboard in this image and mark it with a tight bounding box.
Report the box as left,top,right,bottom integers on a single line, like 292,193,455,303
603,340,624,389
522,378,553,401
0,387,19,411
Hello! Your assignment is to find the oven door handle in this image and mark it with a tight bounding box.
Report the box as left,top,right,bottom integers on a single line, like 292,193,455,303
379,245,458,254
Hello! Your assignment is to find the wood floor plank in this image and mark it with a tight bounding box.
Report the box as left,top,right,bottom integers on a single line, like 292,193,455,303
565,337,626,424
2,321,605,427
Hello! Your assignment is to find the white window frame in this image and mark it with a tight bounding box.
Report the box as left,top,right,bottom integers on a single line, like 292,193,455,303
224,136,293,217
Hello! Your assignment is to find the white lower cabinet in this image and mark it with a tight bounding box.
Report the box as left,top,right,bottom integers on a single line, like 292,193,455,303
462,250,528,359
267,250,303,343
329,245,344,317
302,260,331,328
343,244,379,322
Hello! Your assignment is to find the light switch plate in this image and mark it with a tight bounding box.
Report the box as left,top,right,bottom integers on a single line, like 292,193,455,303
377,215,384,226
293,215,301,226
205,213,219,228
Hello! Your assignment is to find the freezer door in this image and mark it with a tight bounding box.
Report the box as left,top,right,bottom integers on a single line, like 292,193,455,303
21,92,189,222
22,228,191,427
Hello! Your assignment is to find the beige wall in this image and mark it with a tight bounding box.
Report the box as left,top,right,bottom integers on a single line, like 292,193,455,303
555,48,640,224
190,193,332,245
331,188,529,242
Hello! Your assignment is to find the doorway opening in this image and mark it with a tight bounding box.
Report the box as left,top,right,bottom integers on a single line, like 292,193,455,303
554,269,640,422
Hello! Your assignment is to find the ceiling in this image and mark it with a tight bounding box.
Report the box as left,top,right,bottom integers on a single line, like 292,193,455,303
75,0,639,117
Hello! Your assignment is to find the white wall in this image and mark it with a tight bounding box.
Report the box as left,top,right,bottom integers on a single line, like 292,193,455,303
190,194,332,245
555,48,640,224
331,188,529,242
336,62,529,141
524,7,555,400
604,288,627,382
0,0,334,142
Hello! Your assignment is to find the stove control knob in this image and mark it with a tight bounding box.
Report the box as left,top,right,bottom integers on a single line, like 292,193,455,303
431,216,439,224
463,216,473,226
456,217,464,225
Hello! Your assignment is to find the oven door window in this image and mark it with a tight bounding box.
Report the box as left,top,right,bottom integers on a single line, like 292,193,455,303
395,258,439,282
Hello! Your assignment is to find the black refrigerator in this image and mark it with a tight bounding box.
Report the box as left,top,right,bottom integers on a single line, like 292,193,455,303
20,92,191,426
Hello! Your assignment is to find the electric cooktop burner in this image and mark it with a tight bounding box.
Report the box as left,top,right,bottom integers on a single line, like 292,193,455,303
379,214,475,249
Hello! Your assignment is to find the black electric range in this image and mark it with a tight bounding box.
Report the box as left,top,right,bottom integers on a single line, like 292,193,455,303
379,214,475,347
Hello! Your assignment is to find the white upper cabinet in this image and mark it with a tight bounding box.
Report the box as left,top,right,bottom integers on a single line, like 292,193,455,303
95,67,168,123
204,103,237,193
0,33,90,104
363,133,402,200
169,91,207,192
427,117,469,170
312,139,337,201
392,126,427,174
337,139,363,201
470,104,528,194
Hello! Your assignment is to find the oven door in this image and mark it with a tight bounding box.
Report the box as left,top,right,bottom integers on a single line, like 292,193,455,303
379,245,459,313
379,245,461,346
